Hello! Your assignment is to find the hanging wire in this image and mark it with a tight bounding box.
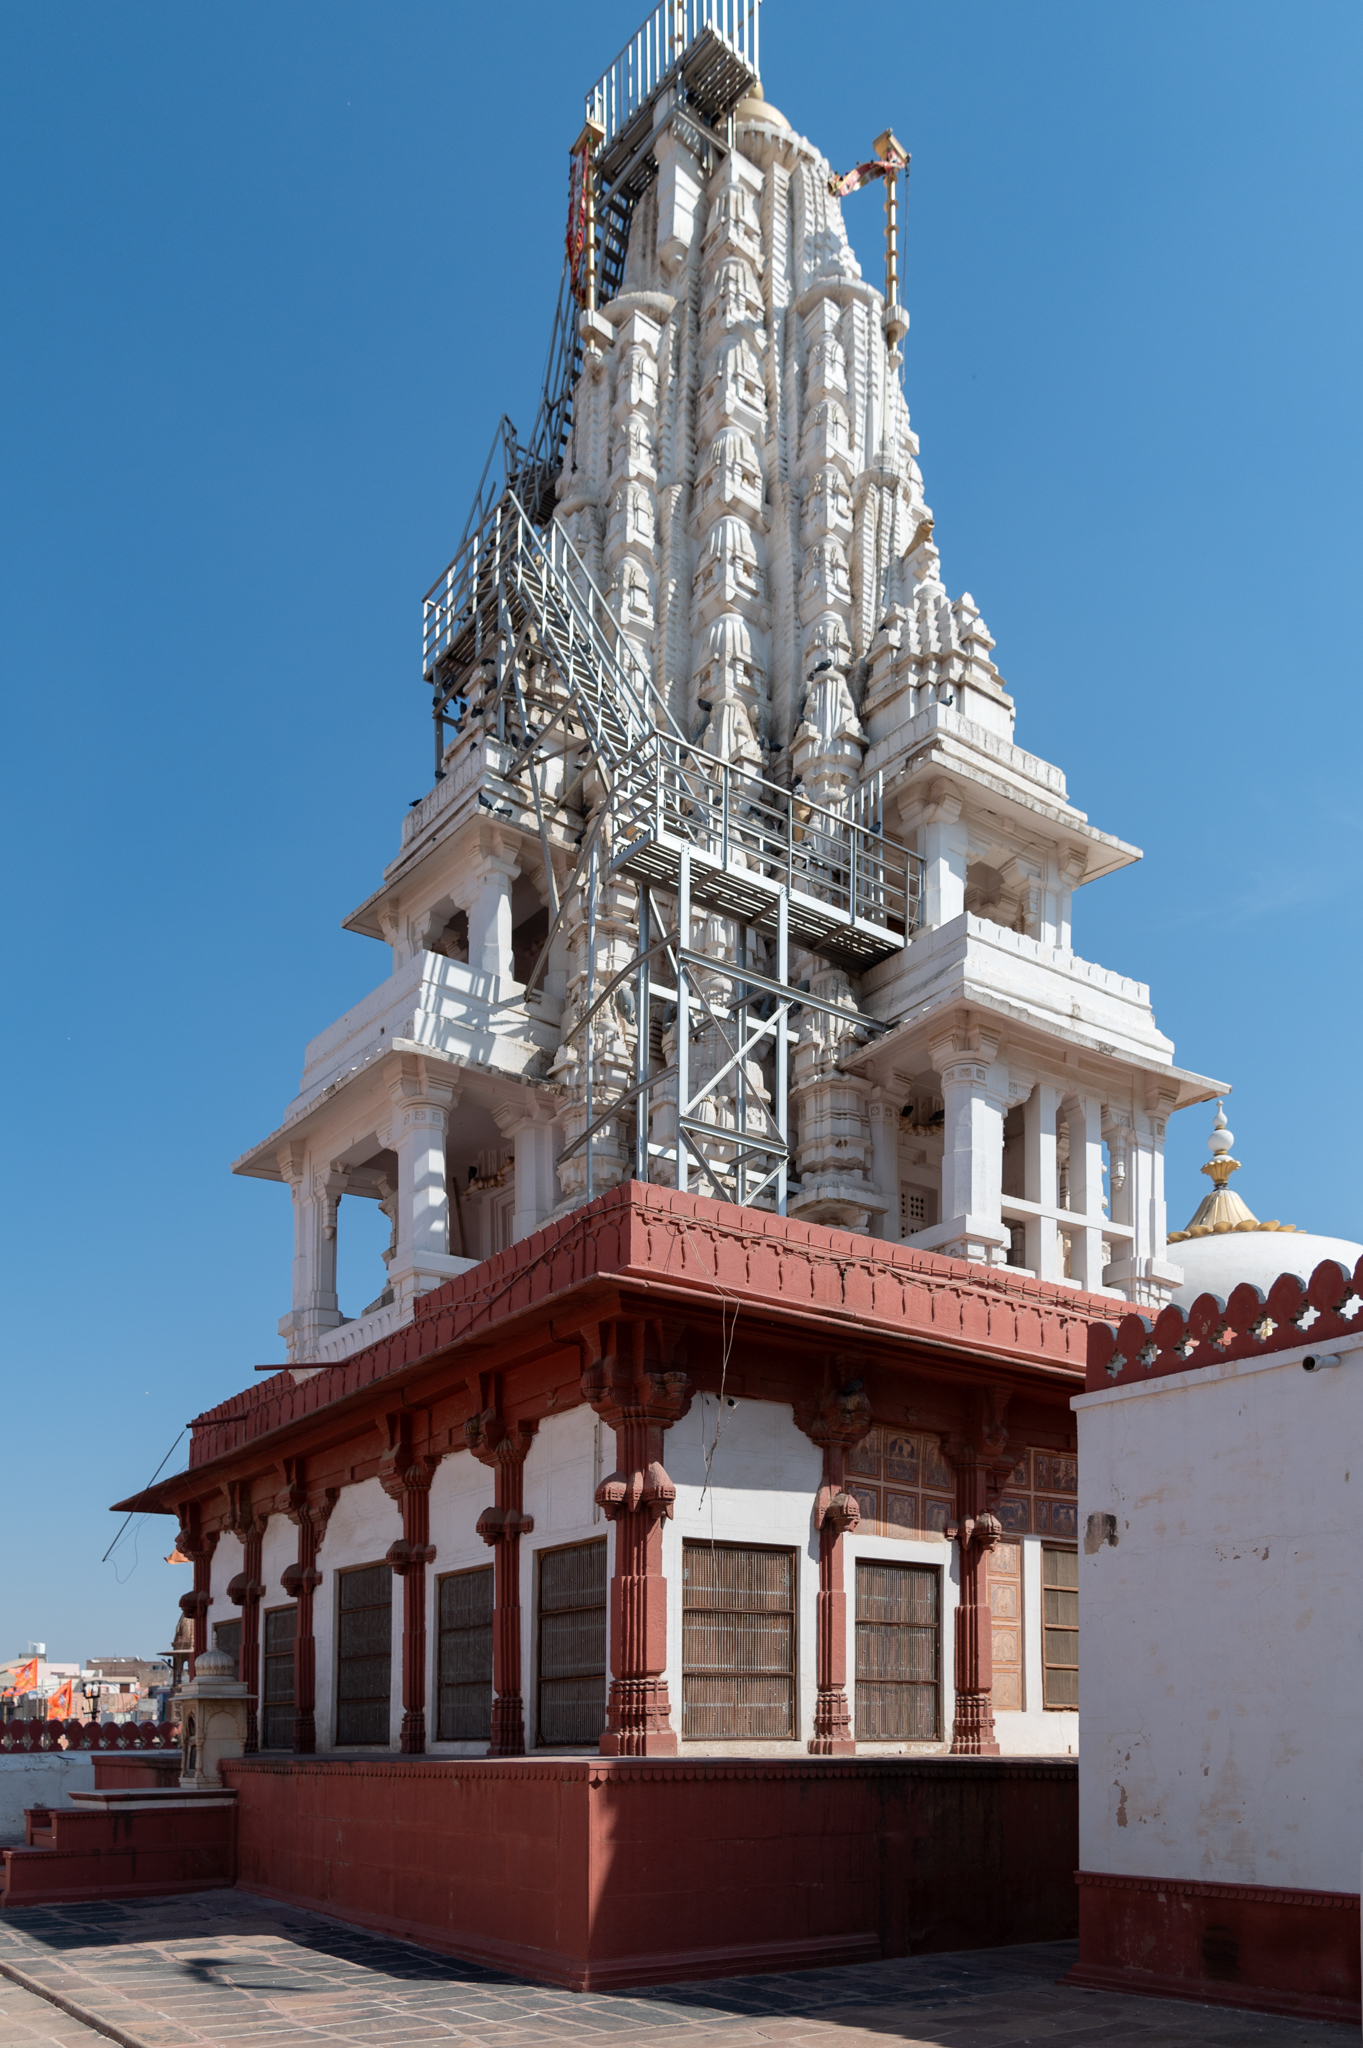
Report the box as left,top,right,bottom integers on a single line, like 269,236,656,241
101,1430,186,1566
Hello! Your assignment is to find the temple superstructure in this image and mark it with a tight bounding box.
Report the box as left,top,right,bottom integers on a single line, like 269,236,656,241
233,5,1222,1372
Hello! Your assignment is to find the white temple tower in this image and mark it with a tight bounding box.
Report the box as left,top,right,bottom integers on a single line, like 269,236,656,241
233,4,1223,1368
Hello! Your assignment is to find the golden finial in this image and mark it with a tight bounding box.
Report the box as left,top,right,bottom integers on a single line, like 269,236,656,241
1168,1100,1297,1242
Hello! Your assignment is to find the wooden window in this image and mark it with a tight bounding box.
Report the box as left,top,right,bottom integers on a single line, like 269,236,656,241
261,1606,295,1749
854,1560,940,1741
436,1566,493,1742
682,1542,795,1740
212,1619,242,1679
536,1540,607,1746
335,1564,393,1746
1042,1545,1079,1708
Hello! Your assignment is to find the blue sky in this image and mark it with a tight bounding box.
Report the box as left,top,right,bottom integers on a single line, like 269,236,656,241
2,0,1359,1661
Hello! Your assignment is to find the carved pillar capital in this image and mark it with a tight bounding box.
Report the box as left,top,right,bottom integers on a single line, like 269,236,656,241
580,1319,692,1756
796,1363,872,1755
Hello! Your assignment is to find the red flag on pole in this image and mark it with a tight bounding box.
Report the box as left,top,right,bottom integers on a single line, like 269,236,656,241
11,1659,39,1694
47,1680,75,1720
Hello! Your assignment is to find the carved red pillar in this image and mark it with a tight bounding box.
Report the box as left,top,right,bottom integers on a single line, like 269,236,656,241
797,1371,873,1755
175,1506,218,1679
280,1464,336,1756
380,1414,441,1755
946,1391,1012,1757
466,1397,536,1757
225,1482,267,1754
582,1320,692,1756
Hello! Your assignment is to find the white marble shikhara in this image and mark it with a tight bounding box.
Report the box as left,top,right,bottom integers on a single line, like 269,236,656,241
233,74,1223,1371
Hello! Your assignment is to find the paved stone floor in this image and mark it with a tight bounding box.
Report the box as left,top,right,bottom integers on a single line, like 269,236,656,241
0,1892,1347,2048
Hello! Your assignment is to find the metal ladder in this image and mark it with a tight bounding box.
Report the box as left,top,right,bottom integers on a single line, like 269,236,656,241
423,488,921,1211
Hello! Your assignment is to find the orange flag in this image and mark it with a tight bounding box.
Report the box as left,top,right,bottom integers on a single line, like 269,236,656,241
47,1680,75,1720
11,1659,39,1694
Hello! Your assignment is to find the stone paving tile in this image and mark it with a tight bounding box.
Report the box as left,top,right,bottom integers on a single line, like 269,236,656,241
0,1893,1351,2048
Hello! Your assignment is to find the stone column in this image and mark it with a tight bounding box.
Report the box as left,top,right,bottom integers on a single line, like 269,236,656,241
945,1393,1013,1755
911,1025,1011,1265
1023,1082,1062,1280
465,835,520,982
174,1509,217,1680
385,1056,463,1313
380,1417,441,1755
582,1320,693,1756
867,1089,901,1241
225,1485,267,1753
915,782,967,929
279,1467,336,1756
465,1403,537,1757
1063,1092,1106,1290
797,1373,873,1754
494,1102,558,1245
1104,1089,1182,1307
275,1142,346,1366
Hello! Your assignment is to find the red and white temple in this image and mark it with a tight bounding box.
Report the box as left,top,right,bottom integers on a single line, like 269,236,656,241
6,0,1300,2000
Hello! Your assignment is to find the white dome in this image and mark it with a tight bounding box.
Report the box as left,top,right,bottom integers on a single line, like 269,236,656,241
1170,1229,1363,1308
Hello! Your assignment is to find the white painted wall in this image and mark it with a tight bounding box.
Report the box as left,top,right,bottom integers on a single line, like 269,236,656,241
315,1476,402,1749
0,1754,96,1842
208,1531,244,1650
1074,1334,1363,1892
521,1402,612,1749
667,1396,822,1752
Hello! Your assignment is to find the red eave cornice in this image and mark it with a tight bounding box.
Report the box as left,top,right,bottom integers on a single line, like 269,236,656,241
128,1183,1110,1509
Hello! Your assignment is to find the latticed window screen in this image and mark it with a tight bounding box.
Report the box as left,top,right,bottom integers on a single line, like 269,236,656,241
436,1566,494,1742
261,1606,295,1749
1042,1546,1079,1708
536,1540,607,1745
682,1543,795,1740
335,1564,393,1746
212,1619,242,1679
854,1560,940,1741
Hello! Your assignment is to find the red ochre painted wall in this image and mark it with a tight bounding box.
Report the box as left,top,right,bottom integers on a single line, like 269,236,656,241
224,1754,1078,1991
1069,1871,1362,2029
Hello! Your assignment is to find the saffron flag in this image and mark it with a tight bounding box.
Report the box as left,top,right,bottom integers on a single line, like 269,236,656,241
10,1659,39,1694
47,1680,75,1720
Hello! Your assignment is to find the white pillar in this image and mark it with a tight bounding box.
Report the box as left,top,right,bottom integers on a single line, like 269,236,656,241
910,1027,1010,1265
1022,1083,1062,1281
466,836,520,982
497,1103,559,1245
1105,1094,1183,1307
1063,1092,1105,1291
384,1059,470,1312
275,1143,345,1366
867,1089,901,1240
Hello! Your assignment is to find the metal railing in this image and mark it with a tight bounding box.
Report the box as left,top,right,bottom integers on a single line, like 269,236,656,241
586,0,760,153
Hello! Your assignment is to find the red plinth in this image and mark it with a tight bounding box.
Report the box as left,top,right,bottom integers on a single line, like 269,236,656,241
225,1754,1077,1990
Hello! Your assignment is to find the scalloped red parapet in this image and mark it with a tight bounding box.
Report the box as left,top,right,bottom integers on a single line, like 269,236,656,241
1085,1252,1363,1390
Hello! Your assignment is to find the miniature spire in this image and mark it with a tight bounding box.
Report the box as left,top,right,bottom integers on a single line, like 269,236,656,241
1167,1101,1296,1241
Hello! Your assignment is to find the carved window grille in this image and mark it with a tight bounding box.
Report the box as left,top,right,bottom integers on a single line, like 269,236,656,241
212,1619,242,1680
854,1560,940,1741
436,1566,493,1742
681,1542,795,1740
1041,1545,1079,1709
335,1564,393,1746
261,1605,295,1749
536,1539,607,1746
987,1541,1024,1711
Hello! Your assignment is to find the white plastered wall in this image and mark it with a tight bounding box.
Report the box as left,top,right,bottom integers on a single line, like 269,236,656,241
207,1530,245,1653
842,1521,959,1754
520,1402,611,1749
666,1396,822,1753
425,1440,500,1755
1074,1335,1363,1893
314,1476,402,1750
